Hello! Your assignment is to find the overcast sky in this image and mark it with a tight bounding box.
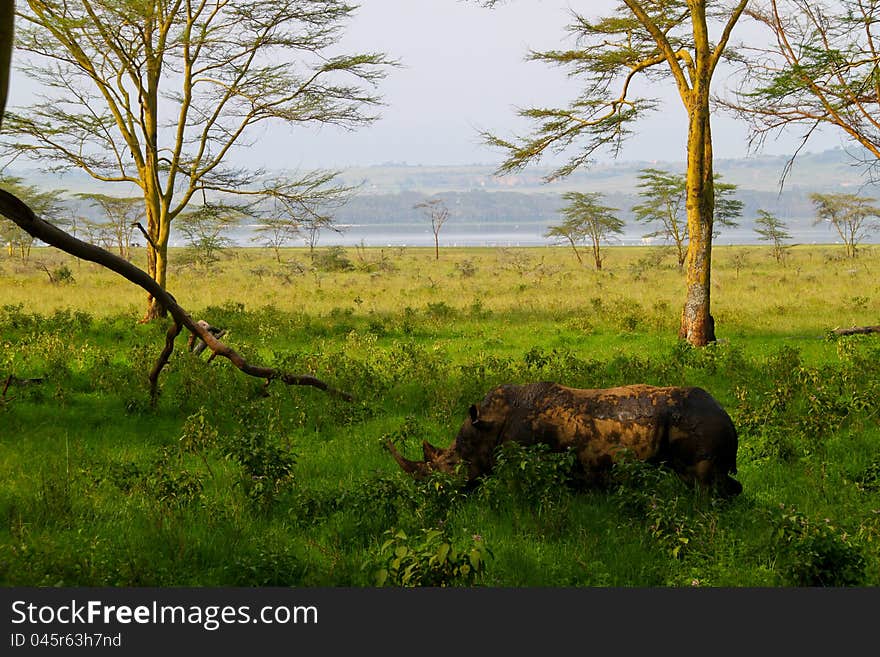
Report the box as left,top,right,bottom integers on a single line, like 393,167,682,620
8,0,845,172
255,0,843,171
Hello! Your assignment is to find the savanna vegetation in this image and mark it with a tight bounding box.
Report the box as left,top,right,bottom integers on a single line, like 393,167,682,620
1,243,878,587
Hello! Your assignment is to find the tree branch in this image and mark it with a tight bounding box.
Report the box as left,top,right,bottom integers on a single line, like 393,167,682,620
0,187,353,402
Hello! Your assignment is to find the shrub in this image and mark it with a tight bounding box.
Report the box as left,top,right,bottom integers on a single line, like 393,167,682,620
52,265,76,285
774,506,866,586
854,458,880,492
371,527,491,587
477,442,575,514
145,448,204,509
313,246,355,272
221,413,297,510
612,458,706,559
455,258,477,278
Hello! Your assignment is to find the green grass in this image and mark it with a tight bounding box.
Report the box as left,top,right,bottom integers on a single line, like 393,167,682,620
1,244,879,587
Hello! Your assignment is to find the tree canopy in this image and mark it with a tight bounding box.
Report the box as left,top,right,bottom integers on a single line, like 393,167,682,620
3,0,392,318
727,0,880,181
547,191,623,270
811,192,880,258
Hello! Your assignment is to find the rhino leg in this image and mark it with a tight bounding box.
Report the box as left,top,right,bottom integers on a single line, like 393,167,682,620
693,459,742,497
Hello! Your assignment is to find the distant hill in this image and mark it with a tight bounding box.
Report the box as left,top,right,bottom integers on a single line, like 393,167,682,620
333,147,874,195
323,149,879,246
6,148,879,246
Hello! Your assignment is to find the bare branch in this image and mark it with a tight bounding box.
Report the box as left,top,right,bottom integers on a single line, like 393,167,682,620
0,187,353,401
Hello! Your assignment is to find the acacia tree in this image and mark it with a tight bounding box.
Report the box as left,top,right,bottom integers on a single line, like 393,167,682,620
253,172,347,260
753,209,791,263
0,4,354,401
177,201,241,269
479,0,749,346
3,1,390,319
0,175,65,260
632,168,689,267
726,0,880,181
633,168,742,268
546,191,623,270
811,192,880,258
414,197,450,260
75,193,143,260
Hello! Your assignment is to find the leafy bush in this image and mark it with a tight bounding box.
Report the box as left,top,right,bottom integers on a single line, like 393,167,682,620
774,506,866,586
221,412,297,509
312,246,355,272
854,459,880,492
144,448,204,509
371,527,491,587
425,301,456,320
612,458,705,559
411,469,468,523
51,265,76,285
478,442,575,514
455,259,477,278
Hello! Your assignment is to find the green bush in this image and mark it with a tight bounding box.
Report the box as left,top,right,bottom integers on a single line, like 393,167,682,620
221,411,297,509
371,527,491,587
612,458,706,560
312,246,354,272
774,506,866,586
477,442,575,514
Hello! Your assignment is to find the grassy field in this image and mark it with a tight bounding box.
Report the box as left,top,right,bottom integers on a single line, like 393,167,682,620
1,243,879,587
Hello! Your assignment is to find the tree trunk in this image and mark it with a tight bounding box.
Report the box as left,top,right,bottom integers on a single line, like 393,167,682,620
567,236,583,264
679,91,716,346
0,1,12,130
143,196,169,321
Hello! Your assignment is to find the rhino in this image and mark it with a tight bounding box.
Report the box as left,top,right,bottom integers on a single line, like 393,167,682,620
387,382,742,497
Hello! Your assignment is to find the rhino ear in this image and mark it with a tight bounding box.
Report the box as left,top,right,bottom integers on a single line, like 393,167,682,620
469,404,484,427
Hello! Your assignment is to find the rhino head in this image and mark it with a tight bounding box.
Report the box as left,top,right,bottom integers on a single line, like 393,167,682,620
385,437,462,479
387,395,510,483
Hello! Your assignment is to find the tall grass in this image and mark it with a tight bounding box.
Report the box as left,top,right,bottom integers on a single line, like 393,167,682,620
0,244,878,586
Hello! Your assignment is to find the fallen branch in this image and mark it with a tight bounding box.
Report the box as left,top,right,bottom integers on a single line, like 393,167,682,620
3,374,44,392
0,188,352,402
1,374,44,405
832,325,880,336
131,222,158,251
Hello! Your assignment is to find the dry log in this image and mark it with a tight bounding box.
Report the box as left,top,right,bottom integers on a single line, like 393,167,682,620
832,326,880,336
2,374,44,393
0,188,352,403
1,374,44,405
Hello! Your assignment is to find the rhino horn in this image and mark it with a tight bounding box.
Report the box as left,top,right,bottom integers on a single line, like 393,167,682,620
386,440,430,478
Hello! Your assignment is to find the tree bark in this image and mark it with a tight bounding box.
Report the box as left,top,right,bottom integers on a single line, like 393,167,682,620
678,6,717,347
0,1,12,129
679,107,717,346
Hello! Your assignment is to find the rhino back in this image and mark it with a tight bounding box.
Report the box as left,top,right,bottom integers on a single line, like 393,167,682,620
495,383,736,472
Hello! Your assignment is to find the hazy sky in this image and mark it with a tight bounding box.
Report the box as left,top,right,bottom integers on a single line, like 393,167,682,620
258,0,844,171
8,0,845,171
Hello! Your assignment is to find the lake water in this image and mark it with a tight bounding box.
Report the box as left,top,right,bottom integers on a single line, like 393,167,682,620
211,224,875,249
